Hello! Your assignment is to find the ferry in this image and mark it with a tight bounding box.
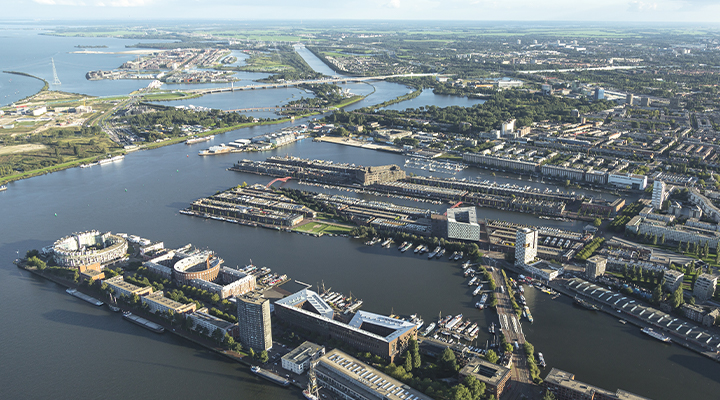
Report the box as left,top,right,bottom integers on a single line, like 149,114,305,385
641,327,672,343
97,154,124,165
185,135,214,145
538,352,546,368
422,322,436,336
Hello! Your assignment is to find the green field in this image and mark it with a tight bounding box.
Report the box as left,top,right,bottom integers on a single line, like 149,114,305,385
293,222,353,235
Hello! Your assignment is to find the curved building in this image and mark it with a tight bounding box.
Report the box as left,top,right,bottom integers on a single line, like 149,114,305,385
52,231,128,269
173,250,221,284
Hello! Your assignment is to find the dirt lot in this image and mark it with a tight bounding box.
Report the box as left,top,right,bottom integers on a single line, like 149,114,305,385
0,143,48,155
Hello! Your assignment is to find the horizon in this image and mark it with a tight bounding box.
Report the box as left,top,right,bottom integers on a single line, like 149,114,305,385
3,0,720,24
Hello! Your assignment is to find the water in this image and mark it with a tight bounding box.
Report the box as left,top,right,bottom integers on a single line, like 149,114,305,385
1,28,718,400
381,89,486,111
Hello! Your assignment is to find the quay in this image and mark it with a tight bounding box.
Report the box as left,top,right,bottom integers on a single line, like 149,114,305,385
551,277,720,362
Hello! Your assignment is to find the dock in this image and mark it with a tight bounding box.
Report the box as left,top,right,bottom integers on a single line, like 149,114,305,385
122,312,165,333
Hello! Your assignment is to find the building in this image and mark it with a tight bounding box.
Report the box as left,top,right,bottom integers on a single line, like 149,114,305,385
585,255,607,279
172,250,222,285
694,273,718,303
681,303,706,323
187,308,238,338
689,188,720,222
541,84,552,95
703,308,720,327
545,368,651,400
313,349,433,400
446,206,481,241
594,88,604,101
237,292,272,352
281,341,325,375
515,228,538,266
608,173,647,190
652,181,666,209
275,289,417,362
524,260,561,281
626,93,635,106
142,291,196,315
51,230,128,269
501,119,515,136
663,269,685,292
103,275,153,299
458,356,511,399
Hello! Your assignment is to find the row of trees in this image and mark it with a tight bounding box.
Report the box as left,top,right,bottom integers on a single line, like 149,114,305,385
575,238,605,261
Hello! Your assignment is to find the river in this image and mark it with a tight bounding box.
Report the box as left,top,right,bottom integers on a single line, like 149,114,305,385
0,27,718,400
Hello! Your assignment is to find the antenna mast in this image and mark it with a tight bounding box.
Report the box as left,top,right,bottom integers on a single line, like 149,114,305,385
51,58,61,85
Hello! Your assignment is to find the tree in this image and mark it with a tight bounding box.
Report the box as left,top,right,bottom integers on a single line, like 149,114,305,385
248,348,255,358
438,347,458,372
259,350,269,363
543,390,558,400
462,376,486,400
403,353,413,372
450,384,473,400
671,286,684,309
222,332,235,348
485,349,499,364
652,284,663,304
593,217,602,227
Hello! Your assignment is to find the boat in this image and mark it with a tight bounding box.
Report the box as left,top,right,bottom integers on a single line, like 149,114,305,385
185,135,214,145
381,238,392,247
410,314,424,330
641,327,672,343
518,294,526,305
468,276,478,286
619,319,627,324
574,296,599,311
538,352,546,368
428,246,441,258
303,370,320,400
398,241,408,250
461,260,472,269
476,293,488,309
66,288,104,306
473,286,483,296
436,248,445,258
489,322,495,334
107,293,121,312
414,244,423,253
199,144,234,156
251,366,290,387
524,306,534,323
422,322,436,336
0,185,7,191
122,311,164,333
97,155,124,165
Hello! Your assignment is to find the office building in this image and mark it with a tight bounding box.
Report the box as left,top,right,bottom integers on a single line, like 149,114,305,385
188,308,238,338
594,88,604,101
237,292,273,352
458,356,511,399
545,368,651,400
608,173,647,190
694,274,718,303
313,349,433,400
652,181,666,209
501,119,515,136
663,270,685,292
585,256,607,279
275,289,416,362
446,206,481,241
281,341,325,375
103,275,154,299
515,228,538,266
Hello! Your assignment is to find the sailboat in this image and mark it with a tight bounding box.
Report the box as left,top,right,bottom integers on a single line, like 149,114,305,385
303,369,320,400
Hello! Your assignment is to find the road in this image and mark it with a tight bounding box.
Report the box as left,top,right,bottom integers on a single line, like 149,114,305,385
484,256,541,400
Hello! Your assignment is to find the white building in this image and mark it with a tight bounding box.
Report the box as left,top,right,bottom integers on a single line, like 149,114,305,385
608,173,647,190
187,309,237,338
281,341,325,375
515,228,538,266
652,181,666,209
446,207,481,241
501,119,516,136
694,274,718,303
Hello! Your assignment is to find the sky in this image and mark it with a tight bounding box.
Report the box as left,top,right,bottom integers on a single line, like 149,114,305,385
2,0,720,23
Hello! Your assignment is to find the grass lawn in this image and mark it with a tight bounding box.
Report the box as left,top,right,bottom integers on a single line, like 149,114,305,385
293,222,353,235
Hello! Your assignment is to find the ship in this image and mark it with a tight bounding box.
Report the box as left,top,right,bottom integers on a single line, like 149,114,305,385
436,248,445,258
524,306,534,323
199,144,235,156
641,327,672,343
303,370,320,400
0,185,7,191
251,366,290,387
574,296,600,311
468,276,478,286
476,293,488,309
398,241,408,250
422,322,436,336
428,246,441,258
122,311,164,333
66,288,104,306
185,135,214,145
97,155,124,165
538,352,546,368
409,314,424,330
414,244,423,253
473,286,483,296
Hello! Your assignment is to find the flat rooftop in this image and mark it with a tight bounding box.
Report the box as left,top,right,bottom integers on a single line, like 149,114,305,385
459,356,511,388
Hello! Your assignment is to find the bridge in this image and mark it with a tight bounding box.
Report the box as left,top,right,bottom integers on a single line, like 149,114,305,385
186,73,445,96
266,176,293,188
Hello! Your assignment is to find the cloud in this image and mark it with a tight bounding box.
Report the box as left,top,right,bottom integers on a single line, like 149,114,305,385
629,0,658,11
387,0,401,8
